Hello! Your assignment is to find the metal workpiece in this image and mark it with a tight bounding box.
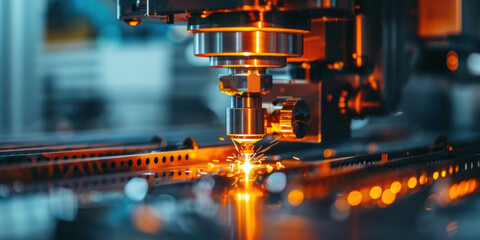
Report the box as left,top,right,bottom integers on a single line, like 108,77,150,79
219,69,272,95
266,98,311,139
226,95,266,144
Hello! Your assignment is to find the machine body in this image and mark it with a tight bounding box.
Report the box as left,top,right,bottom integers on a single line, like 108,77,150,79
117,0,480,155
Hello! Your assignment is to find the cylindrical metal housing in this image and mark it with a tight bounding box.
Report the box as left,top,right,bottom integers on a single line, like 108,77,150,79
193,31,303,58
226,95,265,141
226,108,265,135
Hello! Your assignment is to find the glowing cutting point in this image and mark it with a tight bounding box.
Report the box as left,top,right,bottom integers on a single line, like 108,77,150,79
266,164,274,173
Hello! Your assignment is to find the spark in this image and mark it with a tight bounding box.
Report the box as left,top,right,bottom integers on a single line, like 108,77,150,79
276,162,285,170
207,138,287,187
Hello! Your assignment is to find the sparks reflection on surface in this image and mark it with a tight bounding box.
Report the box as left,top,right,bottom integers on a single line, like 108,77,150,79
223,139,283,240
230,187,263,240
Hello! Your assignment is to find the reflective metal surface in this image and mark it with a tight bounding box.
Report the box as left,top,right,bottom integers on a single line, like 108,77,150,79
1,132,480,239
210,56,286,68
271,98,311,139
226,95,265,143
193,31,303,58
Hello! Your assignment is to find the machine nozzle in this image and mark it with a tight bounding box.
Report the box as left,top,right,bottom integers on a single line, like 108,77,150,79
227,94,266,161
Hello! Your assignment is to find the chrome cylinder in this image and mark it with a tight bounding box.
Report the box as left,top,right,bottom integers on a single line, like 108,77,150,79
193,31,303,58
226,95,265,143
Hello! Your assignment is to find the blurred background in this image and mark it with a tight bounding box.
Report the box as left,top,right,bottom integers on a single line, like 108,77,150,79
0,0,229,138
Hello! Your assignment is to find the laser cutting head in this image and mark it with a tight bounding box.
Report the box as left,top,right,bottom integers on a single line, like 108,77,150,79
118,0,357,146
189,12,309,148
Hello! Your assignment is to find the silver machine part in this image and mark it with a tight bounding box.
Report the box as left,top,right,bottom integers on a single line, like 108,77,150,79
193,31,303,56
226,95,265,136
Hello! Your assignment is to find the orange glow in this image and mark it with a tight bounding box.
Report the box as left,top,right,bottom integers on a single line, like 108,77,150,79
449,166,453,175
441,169,447,178
370,186,382,199
196,52,300,58
390,181,402,194
419,174,427,185
407,177,417,189
455,165,459,173
301,62,311,70
446,51,459,71
188,27,309,34
126,19,141,26
347,190,363,206
242,157,254,184
368,75,378,91
276,161,285,170
323,149,336,158
355,14,363,67
234,190,260,240
381,154,388,163
302,62,311,81
132,205,162,233
459,180,468,196
381,189,396,205
256,31,260,53
468,179,477,193
433,171,439,180
324,0,331,7
449,183,459,200
288,189,304,207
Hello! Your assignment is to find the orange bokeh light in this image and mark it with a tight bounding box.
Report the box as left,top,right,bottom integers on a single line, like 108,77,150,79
419,174,427,185
449,183,459,200
381,189,396,205
407,177,417,189
370,186,382,200
323,149,335,158
446,50,459,71
288,189,305,207
347,190,363,206
390,181,402,194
